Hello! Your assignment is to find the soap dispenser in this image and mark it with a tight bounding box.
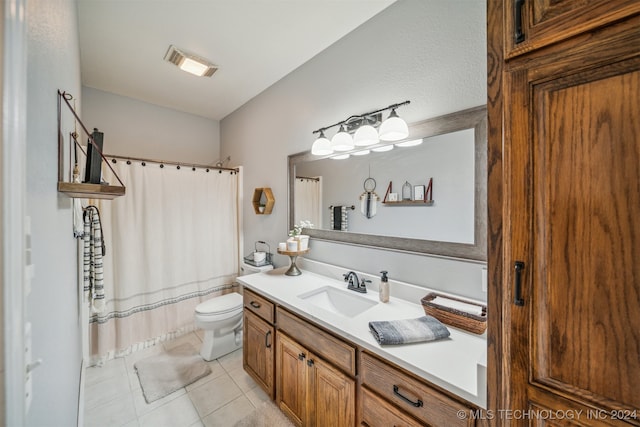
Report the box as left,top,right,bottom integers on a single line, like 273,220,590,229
379,271,389,303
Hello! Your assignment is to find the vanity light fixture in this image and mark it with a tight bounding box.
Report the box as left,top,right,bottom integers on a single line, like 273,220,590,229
396,139,423,147
311,101,410,156
164,45,218,77
331,154,351,160
372,145,394,152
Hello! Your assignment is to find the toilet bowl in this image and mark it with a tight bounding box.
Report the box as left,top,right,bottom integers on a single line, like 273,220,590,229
195,262,273,361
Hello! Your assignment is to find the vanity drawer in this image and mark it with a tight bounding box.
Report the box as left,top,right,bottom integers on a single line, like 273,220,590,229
360,352,474,427
243,289,275,324
360,386,425,427
276,307,356,376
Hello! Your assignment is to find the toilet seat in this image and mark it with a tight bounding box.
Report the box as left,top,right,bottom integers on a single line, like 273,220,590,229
195,292,242,315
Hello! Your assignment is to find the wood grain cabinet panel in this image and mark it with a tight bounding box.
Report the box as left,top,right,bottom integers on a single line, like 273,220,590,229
360,386,425,427
360,352,474,427
276,307,356,376
489,0,640,424
504,0,640,58
243,310,274,399
276,332,355,427
243,288,275,323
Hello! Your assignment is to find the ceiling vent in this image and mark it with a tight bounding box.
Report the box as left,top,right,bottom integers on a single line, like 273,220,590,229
163,45,218,77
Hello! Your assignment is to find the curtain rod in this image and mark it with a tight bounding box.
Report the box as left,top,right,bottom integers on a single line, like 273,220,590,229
105,154,238,172
296,175,320,181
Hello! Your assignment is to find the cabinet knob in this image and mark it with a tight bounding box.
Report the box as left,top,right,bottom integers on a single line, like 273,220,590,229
298,353,306,361
307,359,315,367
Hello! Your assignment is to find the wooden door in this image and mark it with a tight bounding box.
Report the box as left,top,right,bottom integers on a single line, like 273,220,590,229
276,332,308,427
505,16,640,425
308,354,355,427
504,0,640,58
242,310,274,399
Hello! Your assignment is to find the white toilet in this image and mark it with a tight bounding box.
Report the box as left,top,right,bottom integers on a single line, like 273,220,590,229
194,262,273,361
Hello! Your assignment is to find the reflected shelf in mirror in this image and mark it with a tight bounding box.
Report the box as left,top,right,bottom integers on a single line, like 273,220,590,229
288,106,487,261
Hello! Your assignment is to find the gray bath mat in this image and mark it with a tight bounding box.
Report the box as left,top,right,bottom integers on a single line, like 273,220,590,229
134,343,211,403
233,400,295,427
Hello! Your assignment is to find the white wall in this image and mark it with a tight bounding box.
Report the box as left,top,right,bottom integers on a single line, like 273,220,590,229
82,87,221,164
221,0,488,301
25,0,82,424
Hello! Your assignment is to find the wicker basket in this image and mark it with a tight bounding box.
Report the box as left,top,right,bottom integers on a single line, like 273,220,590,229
420,292,487,334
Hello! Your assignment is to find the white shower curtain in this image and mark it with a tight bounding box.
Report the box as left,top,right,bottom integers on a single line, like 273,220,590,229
89,159,239,363
294,177,322,228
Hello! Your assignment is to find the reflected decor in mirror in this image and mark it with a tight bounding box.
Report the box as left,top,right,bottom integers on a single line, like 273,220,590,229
288,106,487,261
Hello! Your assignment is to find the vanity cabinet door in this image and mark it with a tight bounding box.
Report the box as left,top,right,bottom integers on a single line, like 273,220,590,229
276,332,356,427
501,12,640,423
504,0,639,59
309,355,355,427
243,309,274,399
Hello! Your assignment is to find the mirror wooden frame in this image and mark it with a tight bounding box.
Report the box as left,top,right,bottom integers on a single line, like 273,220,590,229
288,105,487,261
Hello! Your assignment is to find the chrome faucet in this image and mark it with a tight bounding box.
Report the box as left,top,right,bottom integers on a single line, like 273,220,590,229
343,271,369,293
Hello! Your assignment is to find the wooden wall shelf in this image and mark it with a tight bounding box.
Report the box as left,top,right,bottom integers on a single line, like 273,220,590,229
252,187,275,214
58,182,125,200
382,200,434,206
57,90,126,200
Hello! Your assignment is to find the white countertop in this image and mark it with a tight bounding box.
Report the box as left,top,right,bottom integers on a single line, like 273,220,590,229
237,267,487,408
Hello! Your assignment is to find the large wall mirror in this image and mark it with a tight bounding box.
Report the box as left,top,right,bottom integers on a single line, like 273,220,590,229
288,106,487,261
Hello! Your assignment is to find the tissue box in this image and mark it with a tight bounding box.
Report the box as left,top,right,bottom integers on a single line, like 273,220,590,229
421,292,487,334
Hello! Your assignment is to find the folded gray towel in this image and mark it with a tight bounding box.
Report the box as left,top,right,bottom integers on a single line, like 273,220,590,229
369,316,450,345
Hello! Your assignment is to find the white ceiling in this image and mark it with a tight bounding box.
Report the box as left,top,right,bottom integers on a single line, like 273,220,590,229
77,0,396,121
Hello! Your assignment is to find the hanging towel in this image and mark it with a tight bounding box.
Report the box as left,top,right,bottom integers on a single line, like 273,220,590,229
83,206,105,313
369,316,450,345
73,199,85,238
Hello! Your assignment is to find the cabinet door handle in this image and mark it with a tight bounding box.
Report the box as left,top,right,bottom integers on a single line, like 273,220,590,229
307,359,315,367
298,353,306,361
514,0,525,44
265,330,272,348
250,301,261,309
393,385,423,407
514,261,525,306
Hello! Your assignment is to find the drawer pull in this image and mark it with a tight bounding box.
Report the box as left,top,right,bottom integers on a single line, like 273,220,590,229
393,385,423,408
265,330,272,348
514,0,525,44
514,261,525,306
298,353,306,361
250,301,261,309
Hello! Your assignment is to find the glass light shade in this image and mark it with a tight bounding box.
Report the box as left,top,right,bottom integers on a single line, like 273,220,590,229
372,144,394,152
311,131,333,155
395,139,423,147
379,109,409,141
353,123,379,146
331,153,350,160
330,125,354,151
179,57,210,76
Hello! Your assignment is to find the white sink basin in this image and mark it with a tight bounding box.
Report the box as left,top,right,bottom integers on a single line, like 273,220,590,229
298,286,377,317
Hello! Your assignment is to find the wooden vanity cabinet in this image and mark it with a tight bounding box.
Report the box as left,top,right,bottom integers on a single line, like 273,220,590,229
276,307,356,427
243,290,275,399
360,351,475,427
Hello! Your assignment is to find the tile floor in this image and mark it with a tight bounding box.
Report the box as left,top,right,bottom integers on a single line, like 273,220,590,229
84,331,269,427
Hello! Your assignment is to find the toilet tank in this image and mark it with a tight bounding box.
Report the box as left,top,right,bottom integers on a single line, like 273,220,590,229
240,262,273,276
